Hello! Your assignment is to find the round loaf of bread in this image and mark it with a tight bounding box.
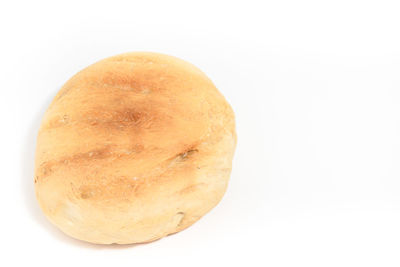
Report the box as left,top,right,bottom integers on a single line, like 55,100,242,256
34,52,236,244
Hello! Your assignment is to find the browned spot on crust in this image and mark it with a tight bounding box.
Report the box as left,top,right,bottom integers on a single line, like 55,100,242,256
179,183,206,194
37,147,112,178
93,79,161,93
80,191,93,199
79,148,111,160
128,181,142,194
109,56,156,64
76,176,144,201
176,148,198,161
85,107,156,130
175,212,185,228
55,86,73,101
132,143,144,153
44,114,70,129
79,185,99,200
39,163,54,177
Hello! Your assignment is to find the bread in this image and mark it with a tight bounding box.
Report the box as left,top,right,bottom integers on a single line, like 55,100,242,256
34,52,236,244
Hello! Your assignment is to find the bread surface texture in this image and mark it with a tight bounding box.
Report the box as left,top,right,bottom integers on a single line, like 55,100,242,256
35,52,236,244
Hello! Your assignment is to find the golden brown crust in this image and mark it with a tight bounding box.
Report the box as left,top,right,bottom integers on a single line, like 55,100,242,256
35,52,236,244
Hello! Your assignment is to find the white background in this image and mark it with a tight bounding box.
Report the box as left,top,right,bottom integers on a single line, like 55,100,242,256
2,0,400,266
